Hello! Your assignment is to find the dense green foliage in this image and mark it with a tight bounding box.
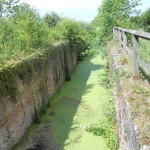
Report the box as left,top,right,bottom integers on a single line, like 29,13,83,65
130,8,150,70
0,0,19,17
141,8,150,32
129,7,150,31
0,1,92,101
0,1,120,148
92,0,140,43
0,3,49,65
54,20,90,46
0,2,91,67
129,15,142,29
44,11,62,28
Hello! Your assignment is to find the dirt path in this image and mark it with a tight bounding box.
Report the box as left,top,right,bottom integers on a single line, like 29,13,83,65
15,52,113,150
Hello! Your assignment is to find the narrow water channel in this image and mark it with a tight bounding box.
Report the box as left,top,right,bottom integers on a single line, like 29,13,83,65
15,52,113,150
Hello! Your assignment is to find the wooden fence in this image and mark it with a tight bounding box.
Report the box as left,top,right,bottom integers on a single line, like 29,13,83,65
113,27,150,77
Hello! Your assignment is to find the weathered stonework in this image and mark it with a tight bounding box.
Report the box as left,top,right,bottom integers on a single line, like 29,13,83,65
110,50,140,150
0,42,84,150
114,84,140,150
110,45,150,150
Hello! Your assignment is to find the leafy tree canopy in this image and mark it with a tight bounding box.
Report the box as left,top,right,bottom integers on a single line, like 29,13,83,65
0,0,19,17
92,0,141,43
141,8,150,32
44,11,62,28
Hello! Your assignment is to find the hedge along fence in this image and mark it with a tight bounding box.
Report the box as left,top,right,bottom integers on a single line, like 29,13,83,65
113,27,150,77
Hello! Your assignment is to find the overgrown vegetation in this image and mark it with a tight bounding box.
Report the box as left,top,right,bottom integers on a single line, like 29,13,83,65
91,0,150,50
129,7,150,32
110,41,150,147
0,1,93,99
141,8,150,32
0,2,91,67
92,0,140,44
0,0,149,148
90,1,150,145
1,0,149,100
130,8,150,67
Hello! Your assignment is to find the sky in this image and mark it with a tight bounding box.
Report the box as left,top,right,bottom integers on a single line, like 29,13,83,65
21,0,150,22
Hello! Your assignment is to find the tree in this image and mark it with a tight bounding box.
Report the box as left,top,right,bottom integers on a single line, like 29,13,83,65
141,8,150,32
92,0,141,43
44,11,62,28
0,0,19,17
129,15,142,29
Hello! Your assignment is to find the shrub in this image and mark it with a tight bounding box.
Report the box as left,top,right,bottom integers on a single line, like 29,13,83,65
141,8,150,32
54,19,89,47
0,3,91,66
44,11,62,28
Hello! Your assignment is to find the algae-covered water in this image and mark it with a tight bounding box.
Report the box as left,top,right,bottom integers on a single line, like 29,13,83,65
15,52,114,150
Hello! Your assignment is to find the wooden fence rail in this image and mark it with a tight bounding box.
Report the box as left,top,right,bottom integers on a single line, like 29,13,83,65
113,27,150,77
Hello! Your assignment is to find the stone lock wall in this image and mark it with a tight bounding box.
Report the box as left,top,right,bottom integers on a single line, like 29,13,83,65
115,87,140,150
0,42,83,150
111,51,140,150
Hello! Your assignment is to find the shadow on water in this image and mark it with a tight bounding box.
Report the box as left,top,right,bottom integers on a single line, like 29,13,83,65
46,53,101,149
15,53,102,150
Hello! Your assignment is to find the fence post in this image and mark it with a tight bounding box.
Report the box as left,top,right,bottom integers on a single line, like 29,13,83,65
132,35,139,77
123,31,127,49
113,28,117,40
115,29,119,44
113,28,115,40
118,29,122,47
